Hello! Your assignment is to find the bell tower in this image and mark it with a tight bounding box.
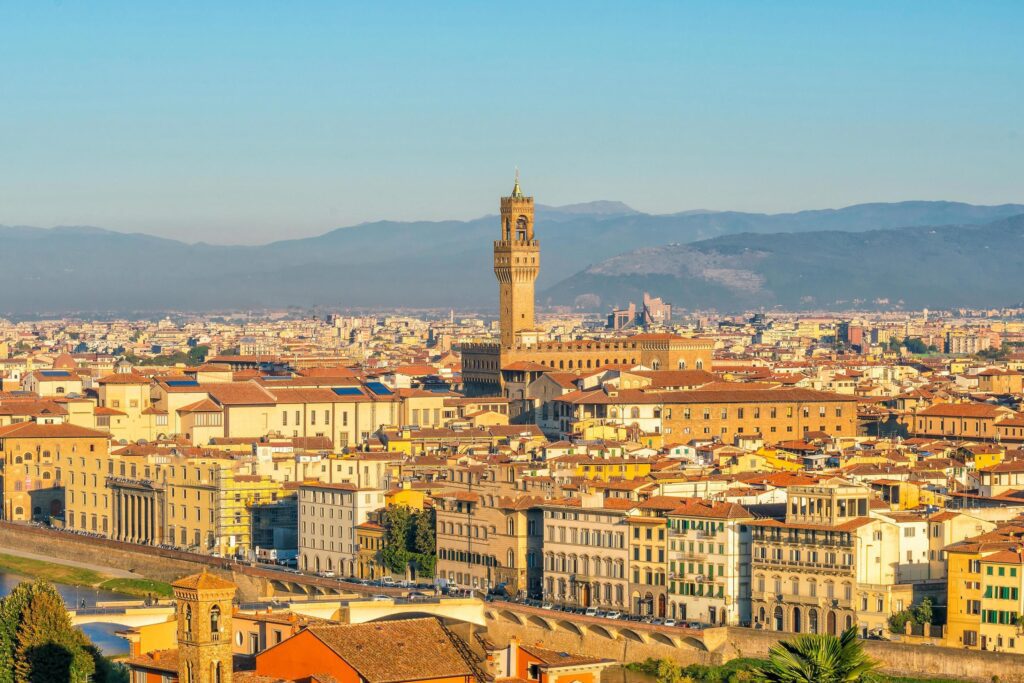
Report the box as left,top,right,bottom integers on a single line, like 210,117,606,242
173,571,236,683
495,171,539,350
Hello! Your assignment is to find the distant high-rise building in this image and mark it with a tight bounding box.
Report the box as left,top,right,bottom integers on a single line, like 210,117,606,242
607,292,673,330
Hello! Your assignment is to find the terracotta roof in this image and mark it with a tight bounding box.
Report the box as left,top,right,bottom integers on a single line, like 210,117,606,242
302,618,476,683
520,644,613,668
97,372,150,385
126,649,178,674
178,398,223,414
0,421,108,439
206,382,277,406
171,571,236,591
917,403,1006,418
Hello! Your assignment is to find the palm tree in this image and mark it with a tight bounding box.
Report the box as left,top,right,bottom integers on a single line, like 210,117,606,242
755,626,878,683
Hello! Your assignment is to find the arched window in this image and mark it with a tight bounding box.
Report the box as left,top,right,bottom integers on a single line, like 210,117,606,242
651,360,660,370
696,359,704,369
507,518,515,535
184,604,193,635
678,360,686,369
630,407,640,419
213,661,222,683
507,549,514,567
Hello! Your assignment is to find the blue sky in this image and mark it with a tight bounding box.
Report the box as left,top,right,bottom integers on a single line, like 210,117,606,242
1,1,1021,244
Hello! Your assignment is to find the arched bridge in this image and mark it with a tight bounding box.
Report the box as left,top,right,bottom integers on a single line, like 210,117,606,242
341,597,486,627
70,605,175,628
484,602,727,652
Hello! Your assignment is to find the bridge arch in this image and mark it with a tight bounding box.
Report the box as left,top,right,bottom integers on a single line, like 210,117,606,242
589,623,617,640
679,635,707,651
618,627,647,643
498,609,525,625
526,614,555,630
557,620,584,636
649,631,677,647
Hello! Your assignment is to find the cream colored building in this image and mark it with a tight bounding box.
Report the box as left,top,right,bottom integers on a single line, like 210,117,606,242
749,480,905,637
541,493,631,610
667,498,753,626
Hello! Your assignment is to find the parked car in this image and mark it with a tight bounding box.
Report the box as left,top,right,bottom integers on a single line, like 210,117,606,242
584,607,598,617
663,619,677,627
371,594,391,602
541,602,554,610
606,611,622,620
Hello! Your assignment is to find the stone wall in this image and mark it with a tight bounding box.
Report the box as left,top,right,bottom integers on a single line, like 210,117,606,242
0,522,260,597
484,613,720,668
485,610,1024,683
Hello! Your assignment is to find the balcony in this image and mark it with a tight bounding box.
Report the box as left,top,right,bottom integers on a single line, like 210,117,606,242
752,558,854,573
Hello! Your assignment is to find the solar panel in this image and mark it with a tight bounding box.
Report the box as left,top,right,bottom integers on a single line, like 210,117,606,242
40,370,70,377
365,381,393,395
165,380,200,388
260,376,291,381
331,387,364,396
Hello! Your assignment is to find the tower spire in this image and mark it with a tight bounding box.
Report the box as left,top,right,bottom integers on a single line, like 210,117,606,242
511,167,522,198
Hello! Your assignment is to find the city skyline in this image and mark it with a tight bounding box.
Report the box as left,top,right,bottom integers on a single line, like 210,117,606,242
2,1,1023,243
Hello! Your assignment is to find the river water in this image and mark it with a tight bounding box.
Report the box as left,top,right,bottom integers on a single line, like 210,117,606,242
0,571,134,655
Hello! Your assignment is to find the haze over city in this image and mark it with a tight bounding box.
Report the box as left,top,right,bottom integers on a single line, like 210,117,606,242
2,2,1023,243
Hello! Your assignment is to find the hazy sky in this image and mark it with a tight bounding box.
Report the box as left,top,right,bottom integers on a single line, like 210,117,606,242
2,1,1022,244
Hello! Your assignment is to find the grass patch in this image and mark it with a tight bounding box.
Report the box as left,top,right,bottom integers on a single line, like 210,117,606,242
0,552,106,587
0,552,172,599
99,578,173,599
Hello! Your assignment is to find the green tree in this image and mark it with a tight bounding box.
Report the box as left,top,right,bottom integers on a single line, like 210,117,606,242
0,581,39,683
413,507,436,555
84,644,129,683
12,581,95,683
381,505,414,575
902,337,928,355
186,345,210,365
754,627,877,683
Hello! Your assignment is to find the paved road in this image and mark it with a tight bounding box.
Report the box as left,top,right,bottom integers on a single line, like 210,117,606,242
0,544,140,579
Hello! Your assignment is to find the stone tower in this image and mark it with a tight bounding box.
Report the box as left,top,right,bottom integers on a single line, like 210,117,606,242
495,171,539,350
173,571,236,683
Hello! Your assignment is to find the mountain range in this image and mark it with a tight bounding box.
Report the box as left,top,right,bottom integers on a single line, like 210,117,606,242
3,200,1023,315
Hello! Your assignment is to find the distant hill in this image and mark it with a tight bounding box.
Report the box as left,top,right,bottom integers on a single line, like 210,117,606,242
0,200,1021,314
543,213,1024,311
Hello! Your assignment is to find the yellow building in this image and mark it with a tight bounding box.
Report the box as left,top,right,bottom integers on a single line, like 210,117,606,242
946,529,1024,652
0,422,92,522
97,373,157,442
756,447,804,472
573,458,652,482
386,481,427,510
355,521,385,579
